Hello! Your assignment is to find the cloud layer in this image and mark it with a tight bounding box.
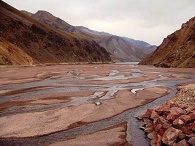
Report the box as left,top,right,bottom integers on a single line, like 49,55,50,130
5,0,195,45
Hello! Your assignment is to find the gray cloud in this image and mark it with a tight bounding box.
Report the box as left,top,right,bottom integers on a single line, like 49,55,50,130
5,0,195,45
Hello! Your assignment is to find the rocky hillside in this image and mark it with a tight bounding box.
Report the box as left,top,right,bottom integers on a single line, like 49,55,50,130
27,10,156,61
0,37,34,65
139,17,195,68
0,1,111,65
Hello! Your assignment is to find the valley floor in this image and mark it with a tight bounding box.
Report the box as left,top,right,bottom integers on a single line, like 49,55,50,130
0,64,194,145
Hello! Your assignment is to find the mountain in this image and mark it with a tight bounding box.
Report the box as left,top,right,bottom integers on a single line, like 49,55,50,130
0,1,111,65
21,10,33,17
0,37,34,65
139,17,195,68
29,10,156,61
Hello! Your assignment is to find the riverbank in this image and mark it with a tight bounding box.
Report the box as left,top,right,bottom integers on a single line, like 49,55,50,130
137,83,195,146
0,64,194,145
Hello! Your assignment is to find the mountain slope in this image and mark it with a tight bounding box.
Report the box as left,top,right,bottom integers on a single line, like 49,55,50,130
0,37,34,65
30,10,156,61
0,1,111,65
139,17,195,68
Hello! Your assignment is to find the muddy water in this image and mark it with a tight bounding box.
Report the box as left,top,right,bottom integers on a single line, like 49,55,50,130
0,65,194,146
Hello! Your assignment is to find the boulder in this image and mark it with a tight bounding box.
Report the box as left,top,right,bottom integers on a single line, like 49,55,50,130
189,122,195,132
147,131,157,140
162,121,172,129
155,104,170,115
174,139,190,146
181,126,194,135
158,129,165,137
137,102,195,146
185,107,195,114
188,137,195,146
179,115,192,124
150,110,159,120
154,123,162,132
178,133,186,140
189,112,195,121
170,107,186,115
162,127,182,145
166,113,180,122
143,108,153,118
150,134,162,146
173,119,185,129
143,118,154,133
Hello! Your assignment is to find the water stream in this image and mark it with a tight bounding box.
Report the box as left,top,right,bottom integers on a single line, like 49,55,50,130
0,65,194,146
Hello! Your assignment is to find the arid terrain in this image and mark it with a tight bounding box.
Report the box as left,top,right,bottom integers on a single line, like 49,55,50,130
28,10,156,62
0,1,195,146
0,64,194,146
0,1,111,65
140,17,195,68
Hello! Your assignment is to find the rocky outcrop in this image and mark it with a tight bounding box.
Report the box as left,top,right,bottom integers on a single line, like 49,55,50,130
137,84,195,145
0,1,111,65
0,37,34,65
139,17,195,68
29,10,156,61
138,103,195,146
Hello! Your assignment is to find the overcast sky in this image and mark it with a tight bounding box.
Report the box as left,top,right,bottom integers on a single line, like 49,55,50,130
5,0,195,45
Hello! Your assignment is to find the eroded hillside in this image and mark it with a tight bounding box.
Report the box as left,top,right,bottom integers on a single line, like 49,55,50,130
0,1,111,65
29,10,156,61
0,37,34,65
139,17,195,68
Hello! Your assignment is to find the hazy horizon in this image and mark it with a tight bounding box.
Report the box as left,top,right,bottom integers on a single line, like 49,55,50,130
4,0,195,45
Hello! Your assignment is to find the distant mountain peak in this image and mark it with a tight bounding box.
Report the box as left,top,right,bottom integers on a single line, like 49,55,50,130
23,9,156,61
0,1,111,65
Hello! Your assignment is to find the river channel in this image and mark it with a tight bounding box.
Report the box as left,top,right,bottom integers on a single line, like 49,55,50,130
0,64,194,145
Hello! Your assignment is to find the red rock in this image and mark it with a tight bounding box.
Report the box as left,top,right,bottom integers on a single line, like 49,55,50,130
150,134,162,146
156,116,172,129
143,118,152,126
143,118,154,133
170,103,179,108
162,121,172,129
158,116,167,124
173,119,185,129
185,107,195,114
150,110,159,120
154,123,162,132
187,134,195,138
174,139,190,146
189,122,195,132
156,135,162,146
155,104,171,115
158,129,165,137
178,133,186,140
170,107,186,115
189,111,195,121
177,103,188,110
147,131,157,140
162,127,182,145
181,126,194,135
144,126,154,133
143,109,153,118
188,137,195,146
179,115,192,124
136,115,143,120
166,113,180,122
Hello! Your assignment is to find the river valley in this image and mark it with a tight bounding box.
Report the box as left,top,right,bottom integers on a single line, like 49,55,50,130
0,64,194,146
